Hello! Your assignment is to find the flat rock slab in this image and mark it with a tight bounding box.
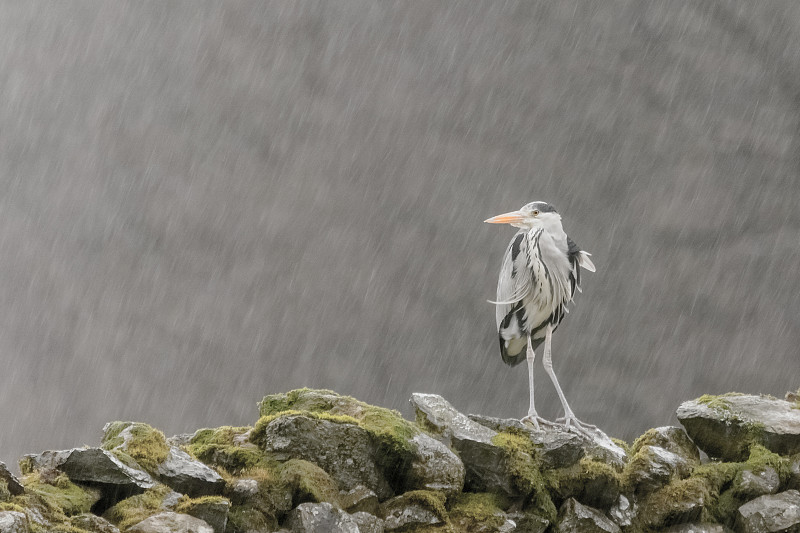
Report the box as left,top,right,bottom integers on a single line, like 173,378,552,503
411,393,496,446
127,512,213,533
284,502,360,533
735,490,800,533
0,462,23,496
555,498,621,533
22,448,155,490
677,395,800,460
156,446,225,497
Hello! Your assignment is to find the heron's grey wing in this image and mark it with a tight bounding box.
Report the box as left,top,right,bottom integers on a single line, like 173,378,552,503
493,231,533,329
494,231,534,366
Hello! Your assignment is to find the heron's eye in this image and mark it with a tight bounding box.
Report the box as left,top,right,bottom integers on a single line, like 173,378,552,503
532,210,540,216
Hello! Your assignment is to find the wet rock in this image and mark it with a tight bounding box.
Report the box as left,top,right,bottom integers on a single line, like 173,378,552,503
633,427,700,464
677,394,800,461
662,524,729,533
22,448,155,491
70,513,121,533
351,512,383,533
608,495,636,528
284,502,359,533
126,511,213,533
178,498,229,533
339,485,379,516
155,447,225,497
469,415,585,469
555,498,620,533
381,492,446,531
735,490,800,533
229,478,260,503
548,458,621,510
625,445,693,494
0,512,28,533
731,466,780,499
405,432,465,495
257,414,392,499
0,463,23,497
636,478,708,530
411,394,518,496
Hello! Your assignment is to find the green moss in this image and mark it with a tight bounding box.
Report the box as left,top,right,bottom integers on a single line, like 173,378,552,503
188,426,266,473
18,457,35,476
277,459,340,507
24,473,100,516
745,444,791,484
611,437,631,457
635,477,710,530
101,422,170,473
175,495,228,514
403,490,448,521
0,480,10,502
447,492,506,530
104,484,172,530
492,429,556,523
227,504,277,533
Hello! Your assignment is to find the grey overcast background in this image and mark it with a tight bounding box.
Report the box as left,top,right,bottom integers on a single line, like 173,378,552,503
1,1,799,466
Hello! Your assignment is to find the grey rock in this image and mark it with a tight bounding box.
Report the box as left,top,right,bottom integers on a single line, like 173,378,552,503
677,395,800,460
230,478,260,503
351,512,384,533
162,490,184,509
22,448,155,490
258,414,392,499
735,490,800,533
467,413,625,470
180,498,229,533
555,498,621,533
412,393,497,446
382,493,444,531
284,502,359,533
633,427,701,464
70,513,121,533
662,524,729,533
405,432,465,495
788,456,800,491
411,394,518,496
469,415,585,469
339,485,380,516
156,446,225,497
608,495,636,527
127,512,214,533
0,463,23,496
505,512,550,533
0,512,28,533
732,466,780,499
627,445,693,494
638,480,708,530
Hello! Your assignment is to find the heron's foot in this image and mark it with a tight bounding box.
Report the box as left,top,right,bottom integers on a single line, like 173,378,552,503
521,413,559,431
555,414,597,437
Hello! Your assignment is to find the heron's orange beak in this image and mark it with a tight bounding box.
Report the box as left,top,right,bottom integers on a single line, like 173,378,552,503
484,210,527,224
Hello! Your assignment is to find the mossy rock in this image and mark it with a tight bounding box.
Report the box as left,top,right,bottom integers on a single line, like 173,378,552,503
188,426,264,474
101,422,169,474
634,477,710,530
382,490,449,531
103,484,173,530
447,492,508,532
226,504,277,533
545,456,621,511
257,389,418,467
278,459,341,508
175,495,229,532
491,429,556,523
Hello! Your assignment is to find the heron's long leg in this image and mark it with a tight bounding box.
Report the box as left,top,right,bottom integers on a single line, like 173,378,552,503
541,324,596,435
520,336,556,430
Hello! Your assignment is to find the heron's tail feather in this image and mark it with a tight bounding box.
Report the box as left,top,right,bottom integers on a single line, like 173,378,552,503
578,251,596,272
500,335,527,366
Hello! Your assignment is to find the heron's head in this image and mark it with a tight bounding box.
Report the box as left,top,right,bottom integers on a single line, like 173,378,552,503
484,201,562,232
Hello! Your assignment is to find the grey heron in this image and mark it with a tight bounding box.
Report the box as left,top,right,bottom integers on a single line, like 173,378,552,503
485,201,596,434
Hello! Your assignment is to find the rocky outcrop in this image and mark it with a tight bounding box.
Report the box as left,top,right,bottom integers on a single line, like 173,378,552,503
2,388,800,532
677,393,800,460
